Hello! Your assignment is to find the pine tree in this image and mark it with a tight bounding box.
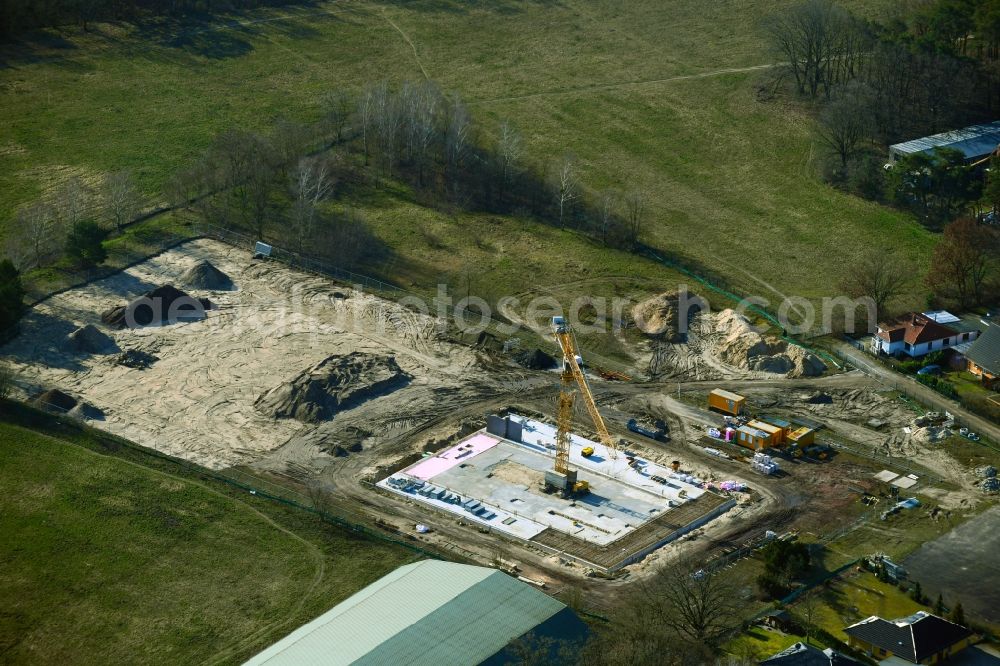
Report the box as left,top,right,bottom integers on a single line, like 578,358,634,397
949,602,965,626
934,594,945,615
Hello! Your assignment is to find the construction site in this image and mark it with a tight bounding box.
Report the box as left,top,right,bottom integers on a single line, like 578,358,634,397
3,237,998,588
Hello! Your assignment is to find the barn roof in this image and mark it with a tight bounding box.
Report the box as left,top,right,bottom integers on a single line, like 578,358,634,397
890,121,1000,161
243,560,582,666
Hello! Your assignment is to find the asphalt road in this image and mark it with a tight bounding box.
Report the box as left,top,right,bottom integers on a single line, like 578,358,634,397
904,504,1000,624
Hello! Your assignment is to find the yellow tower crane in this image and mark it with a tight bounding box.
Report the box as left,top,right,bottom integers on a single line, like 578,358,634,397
544,317,620,496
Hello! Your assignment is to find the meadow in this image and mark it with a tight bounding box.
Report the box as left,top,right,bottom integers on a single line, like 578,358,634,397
0,406,416,664
0,0,932,314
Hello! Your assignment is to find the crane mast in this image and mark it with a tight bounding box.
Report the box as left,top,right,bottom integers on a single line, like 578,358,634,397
552,317,619,467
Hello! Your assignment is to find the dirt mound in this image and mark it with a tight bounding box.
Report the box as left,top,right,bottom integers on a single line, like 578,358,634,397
712,310,826,377
515,348,557,370
103,285,212,329
32,388,77,412
256,353,411,423
632,291,689,342
66,324,117,354
69,402,104,420
180,260,233,290
116,349,159,369
31,389,104,420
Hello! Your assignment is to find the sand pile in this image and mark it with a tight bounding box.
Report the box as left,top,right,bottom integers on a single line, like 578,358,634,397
256,352,411,423
180,260,233,290
31,388,103,420
32,388,77,412
713,310,826,377
66,324,116,354
632,291,689,342
102,285,212,329
515,348,556,370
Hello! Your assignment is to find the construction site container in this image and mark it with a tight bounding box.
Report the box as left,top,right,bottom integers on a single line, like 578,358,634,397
748,419,786,446
708,389,745,416
735,425,771,451
787,426,816,447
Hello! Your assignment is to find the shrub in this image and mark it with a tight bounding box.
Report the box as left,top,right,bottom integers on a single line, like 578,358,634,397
0,260,25,332
65,220,108,267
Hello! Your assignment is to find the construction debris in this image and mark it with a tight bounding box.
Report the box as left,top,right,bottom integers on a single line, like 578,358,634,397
115,349,159,369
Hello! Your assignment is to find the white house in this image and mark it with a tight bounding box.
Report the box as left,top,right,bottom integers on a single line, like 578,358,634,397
873,312,978,358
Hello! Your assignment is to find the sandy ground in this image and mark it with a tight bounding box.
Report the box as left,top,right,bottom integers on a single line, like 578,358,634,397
1,239,505,469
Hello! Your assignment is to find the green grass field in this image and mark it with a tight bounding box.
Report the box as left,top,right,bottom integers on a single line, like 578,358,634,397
0,0,933,313
0,412,416,664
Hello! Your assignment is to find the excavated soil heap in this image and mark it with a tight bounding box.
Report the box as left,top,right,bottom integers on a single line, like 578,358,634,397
632,291,693,342
33,388,77,412
66,324,116,354
255,352,411,423
116,349,159,369
102,285,212,329
714,309,826,377
180,260,233,290
515,348,557,370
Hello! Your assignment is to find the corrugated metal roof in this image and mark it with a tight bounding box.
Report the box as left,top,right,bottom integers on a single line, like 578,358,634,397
890,121,1000,160
244,560,566,666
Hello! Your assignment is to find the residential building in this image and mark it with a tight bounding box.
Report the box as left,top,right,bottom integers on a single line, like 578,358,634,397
243,560,588,666
966,323,1000,388
760,641,864,666
873,313,978,358
844,611,975,664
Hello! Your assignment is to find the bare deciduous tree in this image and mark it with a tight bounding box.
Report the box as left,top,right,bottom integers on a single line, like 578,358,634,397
54,176,90,229
289,156,334,253
816,84,874,171
497,119,522,205
103,169,141,231
373,80,403,177
322,90,354,143
623,189,645,248
765,0,867,98
551,153,580,227
598,189,619,244
12,201,58,269
839,246,908,321
358,84,377,165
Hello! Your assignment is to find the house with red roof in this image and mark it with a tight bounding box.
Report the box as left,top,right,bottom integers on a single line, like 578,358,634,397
874,313,979,358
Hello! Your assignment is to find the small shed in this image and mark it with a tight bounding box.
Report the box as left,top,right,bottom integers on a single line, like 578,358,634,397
759,609,796,632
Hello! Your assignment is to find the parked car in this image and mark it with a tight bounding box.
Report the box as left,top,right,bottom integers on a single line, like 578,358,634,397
917,364,942,376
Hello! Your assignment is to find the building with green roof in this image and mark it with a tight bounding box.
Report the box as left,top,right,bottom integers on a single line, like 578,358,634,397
244,560,588,666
